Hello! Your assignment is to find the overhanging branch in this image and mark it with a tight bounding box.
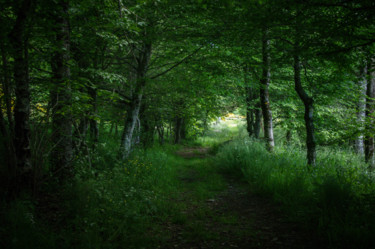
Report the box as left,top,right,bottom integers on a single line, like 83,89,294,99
149,45,204,80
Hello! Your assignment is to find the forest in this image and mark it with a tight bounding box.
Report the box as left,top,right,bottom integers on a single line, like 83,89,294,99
1,0,375,248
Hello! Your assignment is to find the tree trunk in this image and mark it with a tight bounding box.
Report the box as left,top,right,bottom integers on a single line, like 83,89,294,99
119,43,152,159
73,117,88,150
365,58,375,166
294,54,316,166
254,105,262,139
244,67,254,137
50,0,73,180
0,43,17,180
120,93,142,157
181,118,187,140
157,124,165,145
1,45,14,131
139,101,154,148
9,0,34,192
245,86,254,136
259,28,275,151
355,60,367,155
202,110,209,136
174,117,184,144
0,102,6,137
109,122,114,135
245,72,262,139
168,119,172,141
88,86,99,144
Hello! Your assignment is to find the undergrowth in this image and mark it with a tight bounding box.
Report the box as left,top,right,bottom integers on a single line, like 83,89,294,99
215,136,375,248
3,119,375,249
0,133,180,249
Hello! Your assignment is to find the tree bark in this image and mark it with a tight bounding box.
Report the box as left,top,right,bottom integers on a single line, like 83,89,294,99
109,122,114,135
365,58,375,166
294,54,316,166
245,85,254,136
244,67,254,136
174,117,184,144
259,28,275,151
0,102,6,137
9,0,34,191
1,45,14,131
245,81,262,138
355,60,367,155
139,101,155,148
157,124,165,145
88,86,99,144
119,43,152,159
0,43,17,179
254,103,262,139
50,0,73,180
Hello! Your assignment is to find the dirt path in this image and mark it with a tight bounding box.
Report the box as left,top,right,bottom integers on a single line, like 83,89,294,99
157,147,322,249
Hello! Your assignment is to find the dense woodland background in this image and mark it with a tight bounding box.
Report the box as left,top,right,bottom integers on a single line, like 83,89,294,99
1,0,375,248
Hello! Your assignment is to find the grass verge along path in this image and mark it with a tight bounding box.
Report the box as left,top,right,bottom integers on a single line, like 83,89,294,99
154,146,320,249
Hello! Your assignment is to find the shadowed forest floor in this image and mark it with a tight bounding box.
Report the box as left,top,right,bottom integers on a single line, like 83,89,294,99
154,147,323,249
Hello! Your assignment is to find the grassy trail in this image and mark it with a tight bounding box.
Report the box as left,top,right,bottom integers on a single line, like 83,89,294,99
153,146,319,249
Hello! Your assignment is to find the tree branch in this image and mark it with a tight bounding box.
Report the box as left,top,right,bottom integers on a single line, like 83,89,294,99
149,45,204,80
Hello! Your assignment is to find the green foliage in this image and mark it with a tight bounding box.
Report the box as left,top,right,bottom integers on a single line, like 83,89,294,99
63,148,174,248
1,131,178,249
0,199,56,249
2,0,375,248
215,134,375,248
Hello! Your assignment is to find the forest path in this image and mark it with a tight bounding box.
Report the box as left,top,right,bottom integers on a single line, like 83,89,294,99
155,146,320,249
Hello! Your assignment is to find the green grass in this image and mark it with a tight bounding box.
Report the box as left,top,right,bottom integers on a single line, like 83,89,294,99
4,119,375,248
215,133,375,248
1,131,181,249
0,125,232,249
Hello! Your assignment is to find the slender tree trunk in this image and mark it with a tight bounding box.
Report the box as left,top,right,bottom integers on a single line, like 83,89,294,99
168,119,172,141
254,105,262,139
88,86,99,143
73,117,88,150
245,71,262,139
50,0,73,180
1,45,14,131
115,123,118,136
1,43,17,178
181,118,187,140
139,100,153,147
174,117,183,144
9,0,34,191
365,58,375,166
157,124,164,145
294,54,316,166
355,61,367,155
109,122,114,135
259,28,274,151
0,99,9,151
244,67,254,137
202,110,209,136
119,43,151,159
0,102,6,137
245,85,254,136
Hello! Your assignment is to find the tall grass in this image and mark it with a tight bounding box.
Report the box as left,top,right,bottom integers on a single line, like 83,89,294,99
215,136,375,248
